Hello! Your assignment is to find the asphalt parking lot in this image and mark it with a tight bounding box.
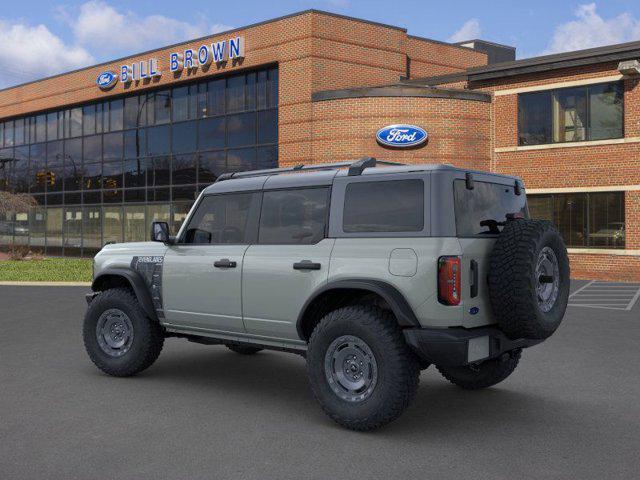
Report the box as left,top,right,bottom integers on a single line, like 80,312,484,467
1,281,639,480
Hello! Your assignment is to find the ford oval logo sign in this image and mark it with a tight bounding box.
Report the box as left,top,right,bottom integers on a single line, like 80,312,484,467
376,124,428,148
96,71,118,90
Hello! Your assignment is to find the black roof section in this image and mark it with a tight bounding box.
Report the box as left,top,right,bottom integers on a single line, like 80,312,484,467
466,39,640,81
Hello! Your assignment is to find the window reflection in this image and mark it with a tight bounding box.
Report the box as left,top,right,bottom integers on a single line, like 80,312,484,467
529,192,625,249
0,67,278,255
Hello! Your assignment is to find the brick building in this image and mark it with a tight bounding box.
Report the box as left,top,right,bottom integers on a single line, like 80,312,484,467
0,10,638,281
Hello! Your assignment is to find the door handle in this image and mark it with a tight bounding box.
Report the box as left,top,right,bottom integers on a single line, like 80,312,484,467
470,259,479,298
293,260,321,271
214,258,237,269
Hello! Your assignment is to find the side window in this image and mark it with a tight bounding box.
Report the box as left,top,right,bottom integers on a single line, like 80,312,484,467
259,188,329,244
343,180,424,233
182,193,255,244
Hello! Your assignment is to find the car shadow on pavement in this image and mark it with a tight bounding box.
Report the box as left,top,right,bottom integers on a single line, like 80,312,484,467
113,344,583,437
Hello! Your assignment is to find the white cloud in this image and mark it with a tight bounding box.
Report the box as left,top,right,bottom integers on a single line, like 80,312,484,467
448,19,481,43
0,20,93,88
543,3,640,54
68,1,232,57
0,1,235,88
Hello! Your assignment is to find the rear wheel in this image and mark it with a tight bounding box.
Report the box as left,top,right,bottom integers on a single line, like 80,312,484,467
306,305,419,431
226,344,263,355
437,349,521,390
83,288,164,377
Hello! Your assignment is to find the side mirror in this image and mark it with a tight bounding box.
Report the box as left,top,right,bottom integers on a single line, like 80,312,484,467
151,221,172,243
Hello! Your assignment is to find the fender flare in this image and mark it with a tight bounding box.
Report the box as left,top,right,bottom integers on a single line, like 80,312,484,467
296,279,420,340
92,267,158,322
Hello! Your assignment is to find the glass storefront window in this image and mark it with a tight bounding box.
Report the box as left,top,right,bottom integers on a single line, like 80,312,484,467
147,125,170,155
103,206,123,244
0,212,13,247
208,79,225,116
103,132,123,160
154,91,171,124
172,121,197,154
173,154,197,185
13,212,29,246
519,81,623,145
124,205,146,242
29,207,46,250
198,117,225,150
64,207,83,255
529,192,625,249
109,99,124,132
124,96,139,130
198,150,225,184
15,118,26,145
589,83,623,141
227,112,256,147
83,206,101,254
1,67,278,256
172,86,190,122
46,207,63,255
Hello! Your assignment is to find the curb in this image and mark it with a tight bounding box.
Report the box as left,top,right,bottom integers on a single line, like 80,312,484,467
0,281,92,287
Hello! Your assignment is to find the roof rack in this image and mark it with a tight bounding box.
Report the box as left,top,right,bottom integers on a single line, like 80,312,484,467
214,157,404,182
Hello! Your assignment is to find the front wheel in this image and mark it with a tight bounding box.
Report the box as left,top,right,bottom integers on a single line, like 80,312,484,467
306,306,420,431
83,288,164,377
437,349,522,390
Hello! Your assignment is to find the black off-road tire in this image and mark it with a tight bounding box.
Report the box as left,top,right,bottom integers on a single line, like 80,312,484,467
306,305,420,431
489,219,570,340
83,288,164,377
226,344,263,355
437,349,522,390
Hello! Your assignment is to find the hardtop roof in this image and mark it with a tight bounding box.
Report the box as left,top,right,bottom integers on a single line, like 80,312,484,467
201,161,521,194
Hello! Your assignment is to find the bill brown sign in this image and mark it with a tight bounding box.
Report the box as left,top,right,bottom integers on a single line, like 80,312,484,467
97,36,245,89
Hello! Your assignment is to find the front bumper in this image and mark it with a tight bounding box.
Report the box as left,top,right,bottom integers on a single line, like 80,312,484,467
403,326,543,367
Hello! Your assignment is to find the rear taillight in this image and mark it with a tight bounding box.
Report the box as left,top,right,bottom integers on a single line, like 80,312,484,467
438,256,461,306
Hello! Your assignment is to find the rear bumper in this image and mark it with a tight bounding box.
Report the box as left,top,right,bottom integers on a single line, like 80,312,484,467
403,326,543,367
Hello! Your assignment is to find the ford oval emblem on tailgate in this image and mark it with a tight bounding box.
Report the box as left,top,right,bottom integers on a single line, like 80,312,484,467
376,124,428,148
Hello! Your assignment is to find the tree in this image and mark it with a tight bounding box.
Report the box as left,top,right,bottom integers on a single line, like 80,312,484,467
0,191,37,216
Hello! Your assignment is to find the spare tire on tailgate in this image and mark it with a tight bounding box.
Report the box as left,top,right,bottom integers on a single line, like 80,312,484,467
488,219,570,340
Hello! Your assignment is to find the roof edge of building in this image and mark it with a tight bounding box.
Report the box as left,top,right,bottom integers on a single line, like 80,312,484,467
406,34,480,53
467,40,640,81
400,71,470,86
0,9,408,95
311,84,491,103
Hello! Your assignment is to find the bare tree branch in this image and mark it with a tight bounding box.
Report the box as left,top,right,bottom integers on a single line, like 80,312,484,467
0,192,37,216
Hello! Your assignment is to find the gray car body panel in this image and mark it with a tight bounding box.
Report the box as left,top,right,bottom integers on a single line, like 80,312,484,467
91,163,524,351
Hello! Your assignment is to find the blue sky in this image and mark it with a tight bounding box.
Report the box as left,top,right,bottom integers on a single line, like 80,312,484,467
1,0,640,88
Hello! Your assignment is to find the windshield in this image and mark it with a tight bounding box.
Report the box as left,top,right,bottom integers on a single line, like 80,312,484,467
454,179,529,236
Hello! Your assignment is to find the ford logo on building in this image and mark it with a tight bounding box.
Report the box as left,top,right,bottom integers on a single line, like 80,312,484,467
96,71,118,90
376,124,428,148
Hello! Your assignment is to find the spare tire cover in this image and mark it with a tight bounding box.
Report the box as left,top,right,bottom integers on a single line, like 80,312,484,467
488,219,570,340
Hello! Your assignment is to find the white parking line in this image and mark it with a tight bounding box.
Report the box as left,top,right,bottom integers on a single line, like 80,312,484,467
568,281,640,311
626,287,640,311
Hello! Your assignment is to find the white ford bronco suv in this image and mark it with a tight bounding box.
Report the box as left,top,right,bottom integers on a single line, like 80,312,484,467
83,157,570,430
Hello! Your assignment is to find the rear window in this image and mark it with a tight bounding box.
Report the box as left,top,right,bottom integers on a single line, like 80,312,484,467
454,179,528,236
343,180,424,233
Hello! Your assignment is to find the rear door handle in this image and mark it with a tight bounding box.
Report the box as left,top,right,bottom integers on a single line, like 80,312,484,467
293,260,321,271
214,258,237,269
470,259,479,298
